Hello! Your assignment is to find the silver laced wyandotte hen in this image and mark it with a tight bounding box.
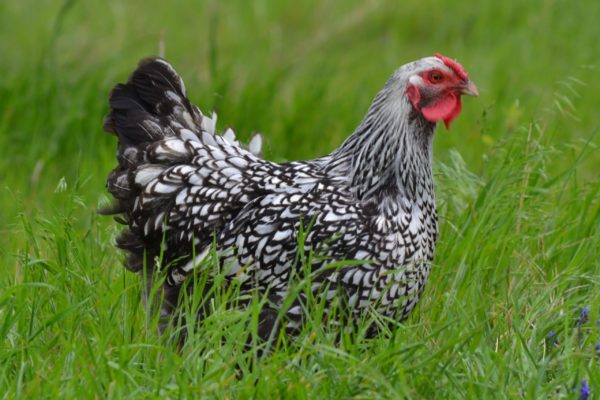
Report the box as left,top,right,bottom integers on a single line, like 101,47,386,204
103,54,478,340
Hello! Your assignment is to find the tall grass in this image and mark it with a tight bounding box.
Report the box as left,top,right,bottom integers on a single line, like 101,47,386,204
1,0,599,398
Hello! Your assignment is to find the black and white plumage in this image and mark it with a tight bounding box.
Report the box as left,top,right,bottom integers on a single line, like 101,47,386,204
103,55,478,338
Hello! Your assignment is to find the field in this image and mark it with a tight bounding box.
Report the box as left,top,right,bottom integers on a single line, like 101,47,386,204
1,0,599,398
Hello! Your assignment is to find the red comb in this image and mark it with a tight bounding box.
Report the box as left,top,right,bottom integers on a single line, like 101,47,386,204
434,53,468,81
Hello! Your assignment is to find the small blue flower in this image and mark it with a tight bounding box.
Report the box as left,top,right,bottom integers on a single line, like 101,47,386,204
546,330,559,348
595,341,600,357
577,307,590,326
581,307,590,318
579,379,590,400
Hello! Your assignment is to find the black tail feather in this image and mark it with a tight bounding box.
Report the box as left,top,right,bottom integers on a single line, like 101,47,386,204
103,57,200,274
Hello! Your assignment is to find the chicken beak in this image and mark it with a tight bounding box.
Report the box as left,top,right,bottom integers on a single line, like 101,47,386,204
459,80,480,97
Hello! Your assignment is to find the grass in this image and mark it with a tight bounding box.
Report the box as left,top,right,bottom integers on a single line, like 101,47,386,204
1,0,599,398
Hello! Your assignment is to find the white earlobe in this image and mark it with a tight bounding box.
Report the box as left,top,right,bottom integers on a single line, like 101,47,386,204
408,75,424,86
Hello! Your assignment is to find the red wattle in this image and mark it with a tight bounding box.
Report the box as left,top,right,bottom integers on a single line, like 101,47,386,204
421,94,462,129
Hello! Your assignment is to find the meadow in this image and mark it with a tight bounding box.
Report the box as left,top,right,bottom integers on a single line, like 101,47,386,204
1,0,599,398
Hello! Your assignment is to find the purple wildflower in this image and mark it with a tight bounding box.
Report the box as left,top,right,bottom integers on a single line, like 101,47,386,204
546,330,559,348
579,379,590,400
581,307,590,318
595,341,600,357
577,307,590,327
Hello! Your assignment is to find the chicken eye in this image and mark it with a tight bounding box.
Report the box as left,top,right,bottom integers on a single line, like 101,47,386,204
429,72,443,83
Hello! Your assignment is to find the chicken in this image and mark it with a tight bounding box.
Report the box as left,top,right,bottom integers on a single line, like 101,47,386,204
103,54,478,338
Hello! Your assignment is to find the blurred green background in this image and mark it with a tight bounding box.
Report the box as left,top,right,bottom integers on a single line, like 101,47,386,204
1,0,598,224
1,0,599,397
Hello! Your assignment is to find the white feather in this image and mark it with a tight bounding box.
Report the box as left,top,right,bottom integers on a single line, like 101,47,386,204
248,133,263,155
201,112,217,134
178,128,199,142
135,166,164,186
